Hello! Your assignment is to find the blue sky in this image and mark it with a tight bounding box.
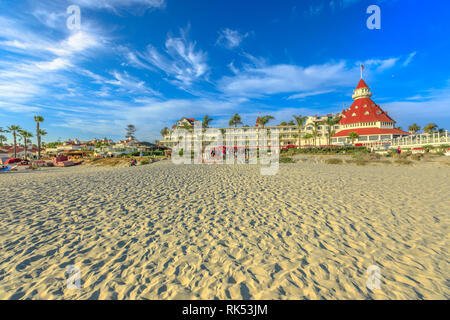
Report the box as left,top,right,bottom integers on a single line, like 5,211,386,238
0,0,449,143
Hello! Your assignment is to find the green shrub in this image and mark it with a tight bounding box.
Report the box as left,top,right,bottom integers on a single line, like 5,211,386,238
355,160,368,166
279,157,294,163
346,159,368,165
394,159,413,165
325,158,343,165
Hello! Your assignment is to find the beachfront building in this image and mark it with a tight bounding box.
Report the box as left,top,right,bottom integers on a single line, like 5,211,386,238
0,145,39,159
332,79,409,144
160,114,342,149
44,140,95,157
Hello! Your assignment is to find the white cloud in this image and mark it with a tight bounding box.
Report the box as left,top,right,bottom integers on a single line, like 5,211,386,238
71,0,165,12
383,87,450,128
362,57,399,72
105,71,160,95
35,58,72,71
219,57,400,98
217,29,248,49
128,28,209,86
288,89,336,100
403,52,417,67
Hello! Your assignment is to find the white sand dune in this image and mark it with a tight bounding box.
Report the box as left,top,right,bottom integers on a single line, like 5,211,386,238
0,161,448,299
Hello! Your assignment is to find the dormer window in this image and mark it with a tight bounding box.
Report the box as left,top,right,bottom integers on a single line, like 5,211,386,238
364,104,367,107
352,113,357,116
364,111,369,115
355,106,358,109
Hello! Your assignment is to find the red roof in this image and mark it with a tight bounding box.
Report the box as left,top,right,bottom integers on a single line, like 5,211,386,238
333,128,410,137
356,79,369,89
339,98,395,125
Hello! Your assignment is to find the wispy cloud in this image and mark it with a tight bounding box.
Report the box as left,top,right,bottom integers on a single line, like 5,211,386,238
218,55,403,99
384,86,450,127
71,0,166,13
105,71,160,95
127,27,209,87
216,28,249,49
403,51,417,67
288,89,336,100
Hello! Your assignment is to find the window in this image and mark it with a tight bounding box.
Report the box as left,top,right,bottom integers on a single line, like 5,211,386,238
352,113,357,116
369,136,379,141
364,111,369,115
358,136,368,141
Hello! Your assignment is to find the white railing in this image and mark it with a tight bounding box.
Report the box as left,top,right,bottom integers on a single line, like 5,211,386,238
370,131,450,150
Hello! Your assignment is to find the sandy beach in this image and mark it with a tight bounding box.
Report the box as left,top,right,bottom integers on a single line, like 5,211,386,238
0,161,448,300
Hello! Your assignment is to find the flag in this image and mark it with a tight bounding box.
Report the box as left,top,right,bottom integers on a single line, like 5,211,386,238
361,64,365,70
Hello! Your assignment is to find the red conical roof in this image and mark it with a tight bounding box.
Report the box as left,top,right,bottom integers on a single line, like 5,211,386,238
339,79,395,125
339,98,394,125
356,79,369,89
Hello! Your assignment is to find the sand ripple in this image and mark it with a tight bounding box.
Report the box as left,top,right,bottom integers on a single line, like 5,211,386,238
0,162,448,299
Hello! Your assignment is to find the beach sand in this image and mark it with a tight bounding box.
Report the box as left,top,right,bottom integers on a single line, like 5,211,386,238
0,161,448,299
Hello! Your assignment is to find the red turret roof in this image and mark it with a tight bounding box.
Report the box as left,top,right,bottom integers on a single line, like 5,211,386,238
339,97,395,125
356,79,369,89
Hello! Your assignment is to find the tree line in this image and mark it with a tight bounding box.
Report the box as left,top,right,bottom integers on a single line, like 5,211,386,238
0,116,47,159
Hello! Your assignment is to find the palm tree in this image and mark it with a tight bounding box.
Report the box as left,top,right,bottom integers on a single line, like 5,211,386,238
303,133,313,145
322,116,341,145
348,132,359,145
423,123,438,134
312,121,320,146
0,134,7,146
408,123,421,134
7,125,21,158
34,115,44,159
19,130,33,159
160,127,169,138
395,126,403,131
0,127,6,146
293,115,307,147
229,114,242,127
38,129,47,144
202,115,213,129
256,115,275,129
182,122,193,131
201,116,213,161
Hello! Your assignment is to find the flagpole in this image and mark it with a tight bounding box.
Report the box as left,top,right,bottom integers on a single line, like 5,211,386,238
360,65,363,79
